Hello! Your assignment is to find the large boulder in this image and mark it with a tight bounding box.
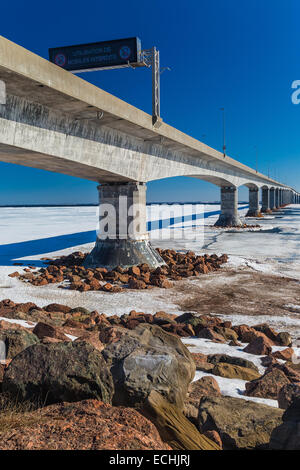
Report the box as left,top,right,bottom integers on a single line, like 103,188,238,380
272,348,294,361
143,391,220,450
0,399,171,450
269,397,300,450
32,322,71,342
184,377,221,423
268,363,300,383
198,395,283,450
253,323,279,342
102,323,195,408
197,327,225,343
243,335,272,355
3,341,114,405
245,367,290,399
207,353,259,373
212,363,260,381
213,326,238,342
276,332,292,347
0,329,39,359
278,383,300,409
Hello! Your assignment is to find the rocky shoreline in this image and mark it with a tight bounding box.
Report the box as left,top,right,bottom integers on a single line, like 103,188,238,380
0,293,299,450
8,249,229,291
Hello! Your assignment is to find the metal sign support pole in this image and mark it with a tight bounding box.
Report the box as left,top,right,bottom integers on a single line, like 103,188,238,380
152,47,160,126
141,47,162,127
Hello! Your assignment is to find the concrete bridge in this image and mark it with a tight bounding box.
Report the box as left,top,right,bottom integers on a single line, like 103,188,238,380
0,35,299,268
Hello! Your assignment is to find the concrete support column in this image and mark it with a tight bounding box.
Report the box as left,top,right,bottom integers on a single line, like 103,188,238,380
278,189,282,207
246,187,260,217
214,186,242,227
269,188,276,210
83,182,164,269
275,188,280,209
261,187,271,213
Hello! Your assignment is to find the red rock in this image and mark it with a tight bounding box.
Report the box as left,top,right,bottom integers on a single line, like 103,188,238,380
0,320,27,331
35,278,49,286
161,323,190,337
128,279,147,289
153,311,177,325
95,313,111,327
197,327,225,343
117,273,129,283
139,263,150,272
261,355,278,367
159,279,173,289
0,299,16,308
17,302,37,313
44,304,72,314
74,332,104,352
33,322,71,342
125,319,141,330
221,321,232,329
204,430,223,449
93,271,104,281
8,272,20,278
253,324,278,342
243,336,272,355
102,283,113,292
88,278,101,290
0,399,170,450
98,325,128,344
63,318,86,330
79,283,91,292
245,368,290,399
191,353,208,369
69,281,83,290
128,266,141,277
272,348,294,361
266,363,300,384
188,376,221,399
278,383,300,409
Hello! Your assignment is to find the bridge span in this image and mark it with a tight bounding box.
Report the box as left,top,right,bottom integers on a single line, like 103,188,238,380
0,35,299,268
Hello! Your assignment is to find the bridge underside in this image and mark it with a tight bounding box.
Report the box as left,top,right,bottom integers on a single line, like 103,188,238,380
0,143,131,183
0,93,284,189
0,34,297,268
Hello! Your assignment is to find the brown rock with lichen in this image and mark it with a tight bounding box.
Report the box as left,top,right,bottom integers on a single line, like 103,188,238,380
0,399,171,450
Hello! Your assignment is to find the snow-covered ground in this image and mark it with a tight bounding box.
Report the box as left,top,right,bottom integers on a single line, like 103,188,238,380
182,336,300,408
0,204,299,407
0,203,299,312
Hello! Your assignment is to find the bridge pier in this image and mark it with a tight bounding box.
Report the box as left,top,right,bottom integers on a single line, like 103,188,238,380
261,187,271,213
83,182,165,269
275,188,280,209
270,188,276,211
246,187,260,217
279,189,283,206
214,186,242,227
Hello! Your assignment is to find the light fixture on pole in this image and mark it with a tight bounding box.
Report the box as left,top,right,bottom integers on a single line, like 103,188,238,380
220,107,226,157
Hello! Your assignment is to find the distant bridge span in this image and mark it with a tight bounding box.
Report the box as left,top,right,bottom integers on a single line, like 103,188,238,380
0,35,299,268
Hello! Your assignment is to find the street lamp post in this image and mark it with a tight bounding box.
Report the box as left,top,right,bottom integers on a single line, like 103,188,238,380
220,107,226,157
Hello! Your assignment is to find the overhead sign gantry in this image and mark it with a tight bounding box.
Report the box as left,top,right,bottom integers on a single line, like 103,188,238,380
49,37,163,126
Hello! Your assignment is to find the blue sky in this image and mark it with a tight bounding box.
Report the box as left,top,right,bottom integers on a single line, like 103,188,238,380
0,0,299,204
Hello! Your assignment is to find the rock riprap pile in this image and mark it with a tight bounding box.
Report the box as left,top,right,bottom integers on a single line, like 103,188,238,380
0,297,298,451
9,249,228,291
